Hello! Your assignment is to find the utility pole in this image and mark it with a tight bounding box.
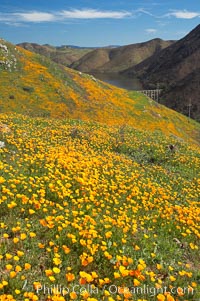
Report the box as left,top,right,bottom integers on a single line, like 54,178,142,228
156,83,159,103
188,98,192,119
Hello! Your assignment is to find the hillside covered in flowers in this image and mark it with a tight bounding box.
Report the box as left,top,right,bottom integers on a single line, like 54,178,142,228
0,38,200,301
0,114,200,301
0,38,200,144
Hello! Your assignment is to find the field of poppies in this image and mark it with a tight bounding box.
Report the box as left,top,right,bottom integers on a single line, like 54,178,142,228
0,113,199,301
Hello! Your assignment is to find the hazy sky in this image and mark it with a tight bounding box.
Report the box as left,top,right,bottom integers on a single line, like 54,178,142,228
0,0,200,46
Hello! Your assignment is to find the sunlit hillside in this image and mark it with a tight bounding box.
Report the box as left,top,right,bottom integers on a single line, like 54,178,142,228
0,38,200,145
0,37,200,301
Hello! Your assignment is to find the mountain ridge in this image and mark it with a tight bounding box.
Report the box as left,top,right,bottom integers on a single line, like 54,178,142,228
17,42,93,66
70,38,175,73
17,39,175,74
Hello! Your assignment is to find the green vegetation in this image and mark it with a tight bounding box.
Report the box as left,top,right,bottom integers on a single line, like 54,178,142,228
0,39,200,301
0,114,200,301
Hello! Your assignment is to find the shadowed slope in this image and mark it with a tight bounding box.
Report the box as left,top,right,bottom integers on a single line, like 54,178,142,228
123,24,200,121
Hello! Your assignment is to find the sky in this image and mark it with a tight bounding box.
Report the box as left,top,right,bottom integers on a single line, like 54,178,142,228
0,0,200,47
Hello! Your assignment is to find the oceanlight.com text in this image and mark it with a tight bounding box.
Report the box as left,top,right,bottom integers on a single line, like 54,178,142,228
31,283,194,297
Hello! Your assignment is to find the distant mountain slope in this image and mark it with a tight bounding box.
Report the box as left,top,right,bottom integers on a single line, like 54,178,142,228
70,39,175,73
17,42,93,66
70,48,111,73
0,38,200,144
124,24,200,121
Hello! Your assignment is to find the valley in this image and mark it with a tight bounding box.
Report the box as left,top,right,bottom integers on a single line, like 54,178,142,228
88,72,143,90
17,24,200,121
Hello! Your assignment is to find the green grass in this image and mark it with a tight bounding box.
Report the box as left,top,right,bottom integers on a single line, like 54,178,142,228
0,113,199,301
